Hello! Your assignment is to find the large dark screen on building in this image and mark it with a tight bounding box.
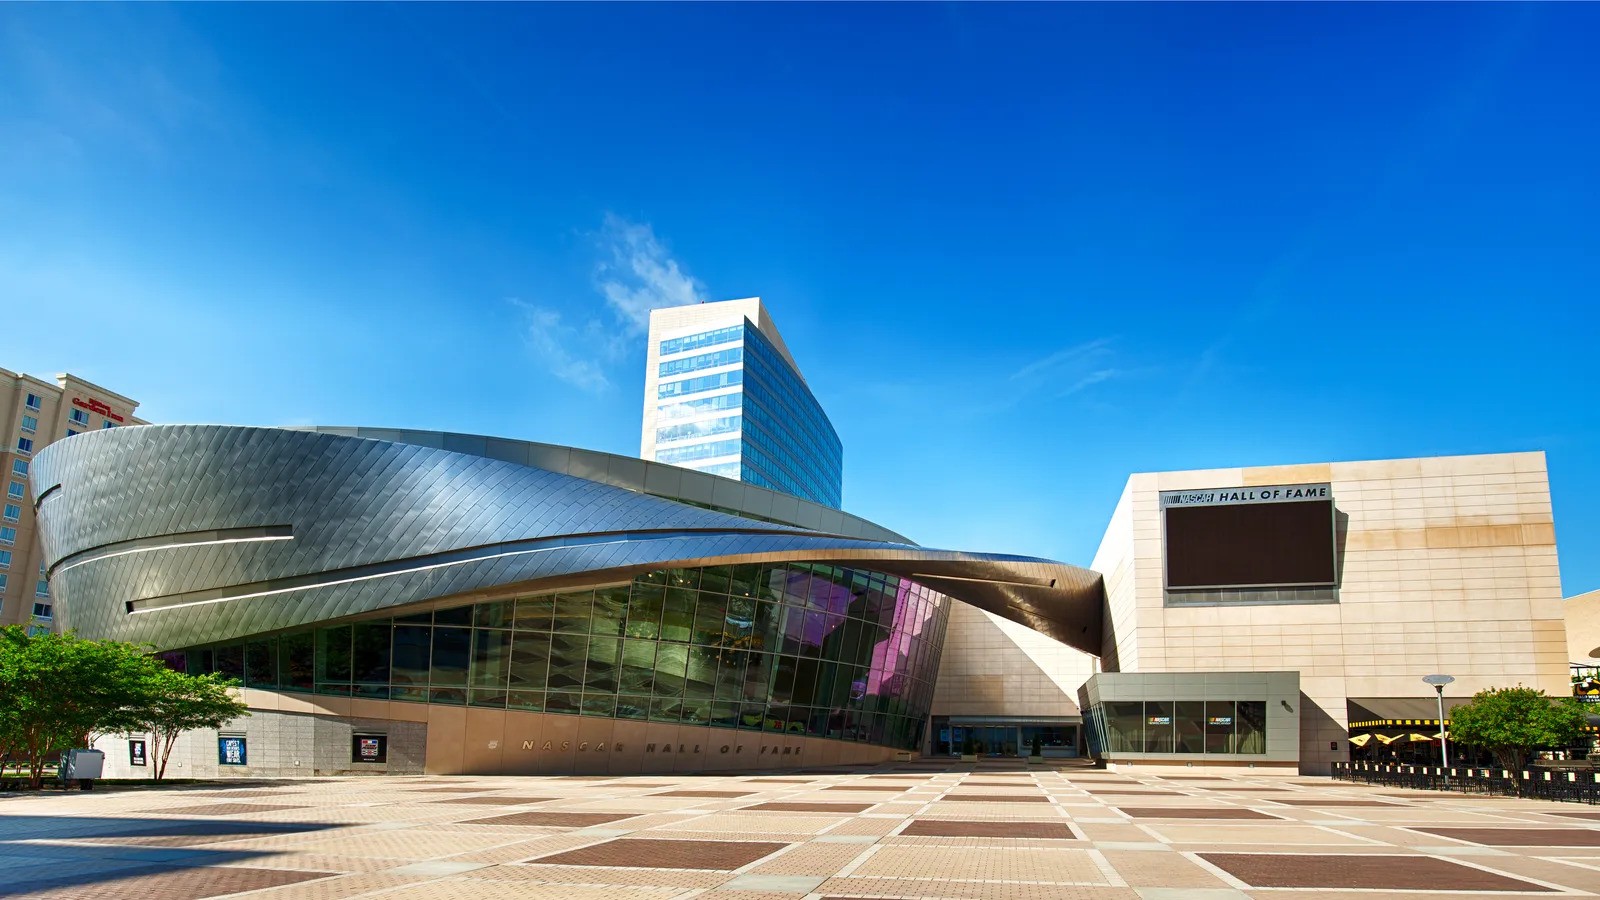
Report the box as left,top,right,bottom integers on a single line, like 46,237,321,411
1165,500,1335,589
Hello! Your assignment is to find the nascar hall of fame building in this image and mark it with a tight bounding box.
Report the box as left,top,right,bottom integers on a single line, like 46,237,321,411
29,424,1567,777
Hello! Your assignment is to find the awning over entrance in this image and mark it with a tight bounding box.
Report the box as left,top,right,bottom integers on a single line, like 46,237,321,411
1347,697,1469,729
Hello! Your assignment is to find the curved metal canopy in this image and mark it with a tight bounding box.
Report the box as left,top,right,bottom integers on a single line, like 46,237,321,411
30,425,1106,654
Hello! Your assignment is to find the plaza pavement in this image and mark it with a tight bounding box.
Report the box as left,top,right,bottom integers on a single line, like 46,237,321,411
6,759,1600,898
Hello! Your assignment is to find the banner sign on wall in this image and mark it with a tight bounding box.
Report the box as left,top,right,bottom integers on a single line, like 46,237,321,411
128,739,146,767
353,735,387,764
218,736,247,766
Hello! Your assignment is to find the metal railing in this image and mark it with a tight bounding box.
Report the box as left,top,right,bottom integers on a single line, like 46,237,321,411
1332,760,1600,803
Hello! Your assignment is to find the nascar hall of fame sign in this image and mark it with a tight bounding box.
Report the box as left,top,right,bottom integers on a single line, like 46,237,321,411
218,736,248,766
1160,483,1331,508
128,739,147,767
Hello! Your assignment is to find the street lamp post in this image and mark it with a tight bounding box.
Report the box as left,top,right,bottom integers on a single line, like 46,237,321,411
1423,674,1456,777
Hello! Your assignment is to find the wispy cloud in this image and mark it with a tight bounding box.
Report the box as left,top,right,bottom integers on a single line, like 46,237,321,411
517,214,706,392
595,213,707,332
1060,368,1121,398
513,302,614,392
1009,337,1114,383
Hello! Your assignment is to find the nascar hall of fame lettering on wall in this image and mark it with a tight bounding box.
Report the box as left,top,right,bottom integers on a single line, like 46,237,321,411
1160,483,1331,508
516,740,803,757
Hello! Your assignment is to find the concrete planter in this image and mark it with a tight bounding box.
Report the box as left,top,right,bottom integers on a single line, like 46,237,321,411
960,754,978,762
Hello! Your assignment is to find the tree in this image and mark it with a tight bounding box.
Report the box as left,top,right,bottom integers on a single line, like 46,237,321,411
135,668,250,782
1448,686,1588,781
0,627,168,788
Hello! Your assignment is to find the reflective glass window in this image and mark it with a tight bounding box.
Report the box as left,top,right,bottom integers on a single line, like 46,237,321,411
316,625,352,684
1104,701,1143,752
215,644,244,681
1236,701,1267,753
626,579,664,639
391,625,431,686
514,595,554,631
474,600,513,629
652,643,688,696
509,631,550,690
620,639,657,695
589,586,629,636
352,622,392,684
245,640,276,688
546,632,585,690
1143,701,1175,753
279,631,314,692
1174,701,1206,753
553,590,593,634
470,629,511,705
584,636,621,692
430,627,471,686
661,586,694,642
1205,701,1236,753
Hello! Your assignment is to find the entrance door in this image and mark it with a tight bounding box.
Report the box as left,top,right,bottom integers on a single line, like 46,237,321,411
980,726,1018,756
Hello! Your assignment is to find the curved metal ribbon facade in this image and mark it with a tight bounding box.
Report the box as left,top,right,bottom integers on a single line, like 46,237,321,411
29,425,1105,654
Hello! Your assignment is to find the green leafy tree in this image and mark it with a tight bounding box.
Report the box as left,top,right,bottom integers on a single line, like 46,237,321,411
135,668,250,782
1448,686,1588,780
0,627,168,788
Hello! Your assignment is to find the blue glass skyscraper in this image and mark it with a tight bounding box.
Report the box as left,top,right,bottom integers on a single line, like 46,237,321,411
642,298,843,508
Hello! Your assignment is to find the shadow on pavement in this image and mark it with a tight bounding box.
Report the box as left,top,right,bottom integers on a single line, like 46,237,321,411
0,813,340,898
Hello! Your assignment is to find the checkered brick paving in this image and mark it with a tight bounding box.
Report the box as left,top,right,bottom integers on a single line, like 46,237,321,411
7,760,1600,898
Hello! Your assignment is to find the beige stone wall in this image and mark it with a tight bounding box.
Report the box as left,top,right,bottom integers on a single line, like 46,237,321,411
1567,590,1600,664
224,689,893,775
930,600,1100,721
1090,483,1139,672
1099,451,1567,775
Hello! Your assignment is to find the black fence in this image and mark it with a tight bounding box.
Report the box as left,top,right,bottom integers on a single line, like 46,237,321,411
1332,760,1600,804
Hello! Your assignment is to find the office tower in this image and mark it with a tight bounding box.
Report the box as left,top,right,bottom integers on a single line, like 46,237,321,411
641,298,842,508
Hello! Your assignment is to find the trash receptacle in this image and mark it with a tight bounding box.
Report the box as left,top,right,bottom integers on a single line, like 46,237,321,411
60,749,105,790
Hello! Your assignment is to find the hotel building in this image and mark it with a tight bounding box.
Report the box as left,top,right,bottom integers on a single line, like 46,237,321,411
0,368,145,631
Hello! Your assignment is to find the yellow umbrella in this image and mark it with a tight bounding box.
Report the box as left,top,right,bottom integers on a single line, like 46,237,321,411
1348,733,1373,747
1373,733,1401,744
1405,733,1435,743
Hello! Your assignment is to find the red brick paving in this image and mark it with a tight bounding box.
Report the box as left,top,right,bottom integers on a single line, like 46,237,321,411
1117,807,1280,819
428,796,556,805
941,794,1051,802
1415,827,1600,847
531,837,789,869
1201,852,1554,891
902,820,1077,839
744,802,875,813
463,811,640,827
135,803,308,816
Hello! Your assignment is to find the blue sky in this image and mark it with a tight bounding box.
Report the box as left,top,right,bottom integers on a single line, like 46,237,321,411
3,4,1597,593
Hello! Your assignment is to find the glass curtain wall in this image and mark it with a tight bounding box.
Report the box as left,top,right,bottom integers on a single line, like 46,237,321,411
172,563,950,752
1094,700,1268,755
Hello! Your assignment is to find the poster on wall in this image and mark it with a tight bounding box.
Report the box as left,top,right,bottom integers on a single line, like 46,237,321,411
218,736,248,766
352,735,387,764
128,739,147,767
